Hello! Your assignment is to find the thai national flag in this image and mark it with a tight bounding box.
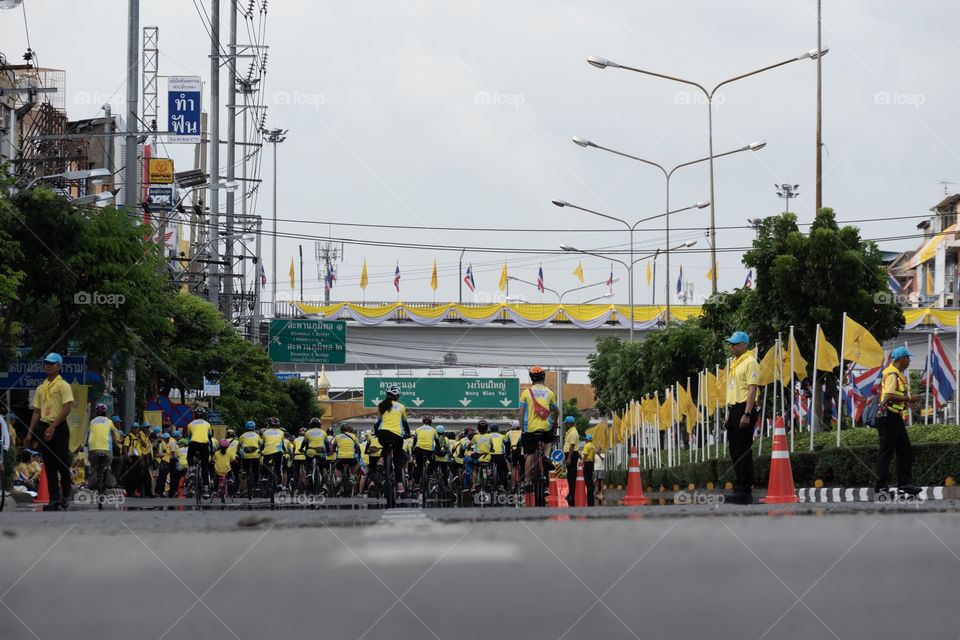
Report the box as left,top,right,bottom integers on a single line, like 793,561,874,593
853,365,882,398
887,272,902,293
537,265,545,293
464,264,476,292
259,262,267,287
792,391,809,422
930,335,956,407
606,263,614,287
676,265,683,296
394,264,401,292
744,269,753,288
325,266,336,291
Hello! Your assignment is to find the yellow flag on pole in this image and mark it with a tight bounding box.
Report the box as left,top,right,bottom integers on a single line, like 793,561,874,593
704,372,718,407
758,344,778,386
573,261,585,284
843,315,885,368
816,326,840,371
926,266,934,296
645,261,652,286
289,257,295,290
781,333,808,383
430,259,438,291
359,260,368,290
498,261,508,291
705,265,714,282
591,418,609,449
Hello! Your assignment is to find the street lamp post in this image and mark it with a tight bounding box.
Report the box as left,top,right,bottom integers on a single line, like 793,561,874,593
560,240,697,339
552,200,708,341
572,137,764,320
507,276,619,304
587,48,827,294
263,128,287,312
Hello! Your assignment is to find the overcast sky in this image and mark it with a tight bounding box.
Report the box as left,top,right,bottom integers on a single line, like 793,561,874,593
3,0,958,306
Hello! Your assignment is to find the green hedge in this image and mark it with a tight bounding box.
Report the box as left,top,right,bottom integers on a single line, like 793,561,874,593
638,443,958,488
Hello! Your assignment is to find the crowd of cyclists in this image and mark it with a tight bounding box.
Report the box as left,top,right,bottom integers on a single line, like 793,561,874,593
75,366,577,508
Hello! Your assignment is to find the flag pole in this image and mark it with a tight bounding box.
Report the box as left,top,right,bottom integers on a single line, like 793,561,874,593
837,313,847,447
715,362,721,461
789,326,796,452
926,332,932,425
758,383,768,457
777,334,786,434
811,324,820,451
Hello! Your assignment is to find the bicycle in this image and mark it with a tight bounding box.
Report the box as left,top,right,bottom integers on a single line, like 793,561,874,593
93,459,110,511
214,473,232,504
529,439,549,508
334,463,357,498
194,461,203,508
365,458,384,499
383,448,397,509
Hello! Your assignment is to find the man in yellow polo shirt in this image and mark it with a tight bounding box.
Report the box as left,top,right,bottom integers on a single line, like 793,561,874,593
26,353,75,510
875,347,921,497
723,332,760,505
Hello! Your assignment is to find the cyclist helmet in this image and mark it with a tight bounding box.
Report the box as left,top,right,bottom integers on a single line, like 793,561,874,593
340,424,352,433
111,415,121,423
464,426,476,436
268,416,280,427
94,403,108,416
299,427,307,435
226,429,236,437
310,416,322,425
219,439,230,449
476,419,488,429
178,438,188,446
172,430,181,438
244,420,256,431
511,419,520,429
193,406,207,419
422,416,432,425
385,385,402,399
490,423,499,432
529,366,546,383
436,425,445,434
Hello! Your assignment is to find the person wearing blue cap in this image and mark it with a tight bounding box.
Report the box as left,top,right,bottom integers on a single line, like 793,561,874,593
723,331,760,504
875,347,921,497
562,415,581,507
25,353,75,510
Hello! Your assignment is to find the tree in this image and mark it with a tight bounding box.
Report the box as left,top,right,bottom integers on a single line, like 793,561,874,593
562,397,590,433
588,321,723,414
0,176,26,366
738,208,903,356
1,188,173,369
281,378,322,427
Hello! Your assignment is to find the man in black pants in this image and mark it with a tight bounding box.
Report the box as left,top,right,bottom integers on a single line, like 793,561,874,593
25,353,75,510
722,332,760,505
875,347,921,497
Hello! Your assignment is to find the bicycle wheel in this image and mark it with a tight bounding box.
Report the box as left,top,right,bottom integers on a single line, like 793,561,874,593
384,453,396,509
195,464,202,508
97,465,107,511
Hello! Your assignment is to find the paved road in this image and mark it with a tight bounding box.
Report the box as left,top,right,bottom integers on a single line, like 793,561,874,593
2,501,959,640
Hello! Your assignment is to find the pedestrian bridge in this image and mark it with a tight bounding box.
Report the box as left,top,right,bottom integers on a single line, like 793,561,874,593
262,301,958,370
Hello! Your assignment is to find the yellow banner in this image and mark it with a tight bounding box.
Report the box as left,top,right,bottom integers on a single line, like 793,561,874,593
67,384,90,452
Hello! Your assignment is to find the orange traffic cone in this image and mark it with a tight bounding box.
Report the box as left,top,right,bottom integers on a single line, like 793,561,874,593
547,471,567,507
761,416,799,504
574,462,587,507
34,463,50,504
622,448,648,506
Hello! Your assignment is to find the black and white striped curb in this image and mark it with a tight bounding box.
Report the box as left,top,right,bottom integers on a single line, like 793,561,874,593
797,487,951,502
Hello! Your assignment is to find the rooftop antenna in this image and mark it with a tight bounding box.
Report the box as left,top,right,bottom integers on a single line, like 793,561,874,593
938,179,957,197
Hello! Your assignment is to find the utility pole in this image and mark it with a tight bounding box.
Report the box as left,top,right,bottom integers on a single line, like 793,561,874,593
223,0,238,321
252,215,262,342
264,128,287,310
815,0,823,212
207,0,220,310
124,0,140,429
316,240,343,304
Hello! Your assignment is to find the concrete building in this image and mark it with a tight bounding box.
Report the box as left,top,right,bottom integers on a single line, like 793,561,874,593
889,194,960,308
